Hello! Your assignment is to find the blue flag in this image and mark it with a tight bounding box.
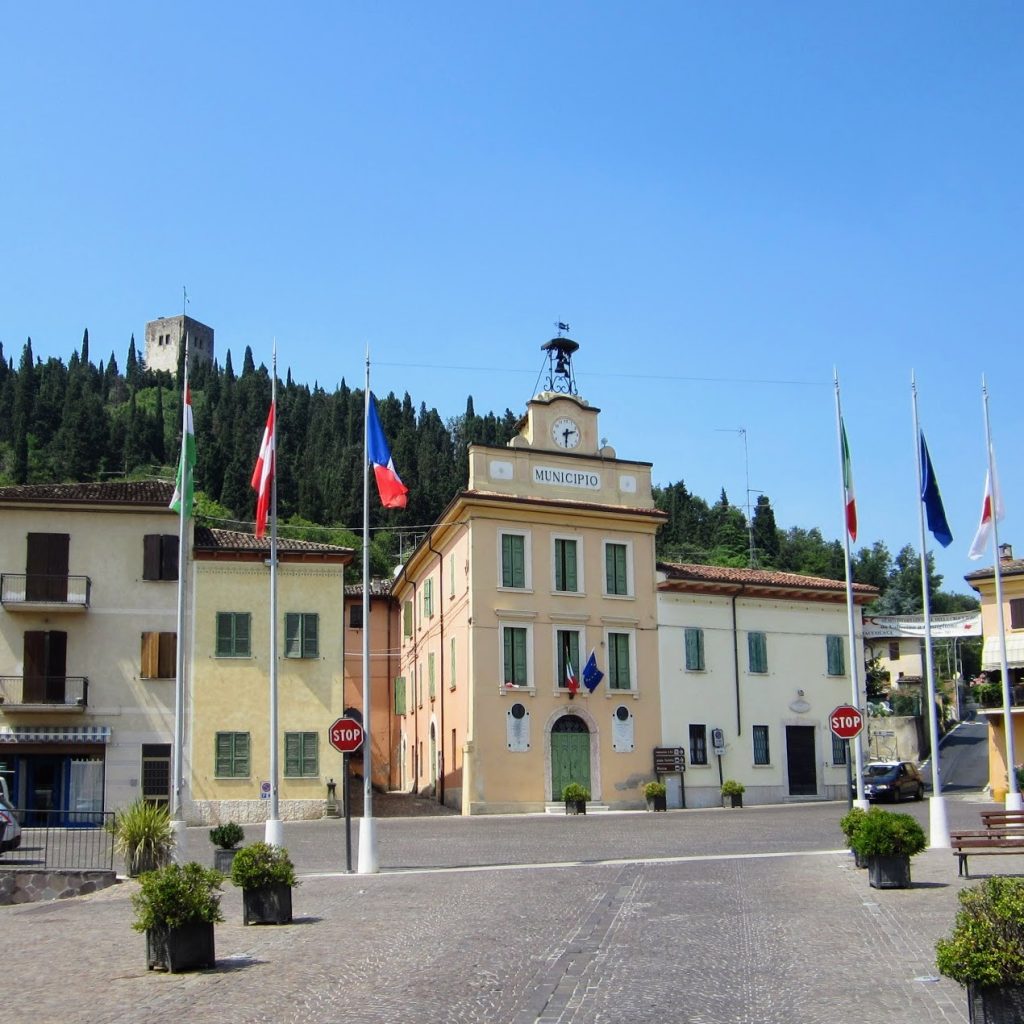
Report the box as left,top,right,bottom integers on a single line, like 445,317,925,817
582,650,604,693
920,431,952,548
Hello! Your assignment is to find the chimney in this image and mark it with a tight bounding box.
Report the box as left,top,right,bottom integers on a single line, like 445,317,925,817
999,543,1013,561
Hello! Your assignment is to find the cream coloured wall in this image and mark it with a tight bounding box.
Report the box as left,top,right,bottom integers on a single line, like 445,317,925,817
188,559,346,823
0,502,182,811
658,588,867,807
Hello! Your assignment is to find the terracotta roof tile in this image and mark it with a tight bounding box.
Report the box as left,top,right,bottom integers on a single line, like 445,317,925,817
194,526,353,556
0,480,175,506
965,559,1024,582
658,561,877,596
345,579,394,598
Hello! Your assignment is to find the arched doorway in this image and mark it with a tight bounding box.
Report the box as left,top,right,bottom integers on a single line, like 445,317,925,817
550,713,591,800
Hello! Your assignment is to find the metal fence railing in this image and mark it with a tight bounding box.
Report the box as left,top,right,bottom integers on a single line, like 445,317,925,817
0,810,115,871
0,573,92,607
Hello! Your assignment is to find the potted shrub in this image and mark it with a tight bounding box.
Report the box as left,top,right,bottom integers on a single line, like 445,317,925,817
230,841,298,925
131,861,224,973
721,779,745,808
644,781,667,812
849,808,926,889
839,807,869,868
110,798,174,877
562,782,590,816
936,876,1024,1023
209,822,245,873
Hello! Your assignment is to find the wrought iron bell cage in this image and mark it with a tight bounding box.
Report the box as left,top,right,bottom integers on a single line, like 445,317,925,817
540,337,579,396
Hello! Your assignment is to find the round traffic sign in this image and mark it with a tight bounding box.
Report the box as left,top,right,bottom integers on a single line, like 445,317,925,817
328,716,365,753
829,704,864,740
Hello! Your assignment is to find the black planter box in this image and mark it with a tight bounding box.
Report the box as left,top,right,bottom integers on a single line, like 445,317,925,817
646,795,667,812
867,854,911,889
968,983,1024,1023
564,800,587,815
243,884,293,925
146,921,216,973
213,848,238,873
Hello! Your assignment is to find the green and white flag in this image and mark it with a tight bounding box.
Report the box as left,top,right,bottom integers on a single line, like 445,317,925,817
169,385,195,516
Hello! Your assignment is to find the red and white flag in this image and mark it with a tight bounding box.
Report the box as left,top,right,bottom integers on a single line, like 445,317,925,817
968,448,1005,560
840,416,857,542
565,658,580,695
251,402,275,539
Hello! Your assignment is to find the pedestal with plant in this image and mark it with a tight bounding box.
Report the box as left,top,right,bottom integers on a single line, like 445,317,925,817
849,808,926,889
230,842,298,925
132,862,224,973
721,780,745,808
936,876,1024,1023
644,781,667,811
562,783,589,815
209,822,245,873
110,798,175,877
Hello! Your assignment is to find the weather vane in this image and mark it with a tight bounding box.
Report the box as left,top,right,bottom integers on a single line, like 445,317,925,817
554,321,570,337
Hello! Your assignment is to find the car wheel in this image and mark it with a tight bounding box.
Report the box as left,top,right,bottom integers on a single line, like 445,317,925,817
915,785,924,801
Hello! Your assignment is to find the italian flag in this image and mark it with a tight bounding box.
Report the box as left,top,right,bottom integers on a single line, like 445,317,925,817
169,386,195,516
840,417,857,542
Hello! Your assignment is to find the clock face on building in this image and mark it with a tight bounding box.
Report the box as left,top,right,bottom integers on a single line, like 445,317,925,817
551,416,581,449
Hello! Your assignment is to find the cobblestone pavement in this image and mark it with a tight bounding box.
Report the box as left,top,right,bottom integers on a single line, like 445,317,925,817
3,798,1010,1024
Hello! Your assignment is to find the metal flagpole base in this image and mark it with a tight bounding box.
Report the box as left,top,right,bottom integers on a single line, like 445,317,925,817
358,815,379,874
853,798,870,812
265,818,284,846
1006,792,1023,812
170,819,189,863
928,795,951,850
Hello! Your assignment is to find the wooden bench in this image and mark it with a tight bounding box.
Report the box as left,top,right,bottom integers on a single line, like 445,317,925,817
950,828,1024,877
980,810,1024,830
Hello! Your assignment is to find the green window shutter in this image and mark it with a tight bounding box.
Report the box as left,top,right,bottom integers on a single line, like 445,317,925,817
285,732,302,777
450,637,456,689
234,733,250,777
215,733,233,776
304,614,319,658
423,580,433,618
394,676,406,715
236,614,251,657
748,632,767,673
285,613,300,657
428,651,436,699
502,535,525,588
555,539,577,592
216,613,233,657
609,633,631,689
606,544,627,595
826,635,844,676
403,601,413,638
685,628,705,671
513,628,527,684
449,555,456,598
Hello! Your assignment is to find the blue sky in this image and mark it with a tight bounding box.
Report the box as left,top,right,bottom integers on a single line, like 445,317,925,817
2,3,1021,596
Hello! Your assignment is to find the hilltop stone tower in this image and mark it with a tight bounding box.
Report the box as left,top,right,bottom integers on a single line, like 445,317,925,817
144,315,215,376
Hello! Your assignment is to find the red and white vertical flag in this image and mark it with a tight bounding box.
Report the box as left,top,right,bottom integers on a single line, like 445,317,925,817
565,658,580,695
251,402,275,539
968,447,1005,560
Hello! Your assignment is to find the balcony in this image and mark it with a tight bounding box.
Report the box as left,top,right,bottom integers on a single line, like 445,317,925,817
0,676,89,712
0,574,91,612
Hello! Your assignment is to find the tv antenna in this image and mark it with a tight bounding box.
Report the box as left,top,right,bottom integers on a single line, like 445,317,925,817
715,427,761,568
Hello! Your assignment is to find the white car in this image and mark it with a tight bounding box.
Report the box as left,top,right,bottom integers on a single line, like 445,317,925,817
0,795,22,853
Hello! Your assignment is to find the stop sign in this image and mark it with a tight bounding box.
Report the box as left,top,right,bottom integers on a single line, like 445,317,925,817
328,716,365,753
829,704,864,740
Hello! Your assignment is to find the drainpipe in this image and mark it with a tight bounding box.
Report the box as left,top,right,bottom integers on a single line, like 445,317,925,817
428,538,445,806
410,579,419,794
731,585,747,735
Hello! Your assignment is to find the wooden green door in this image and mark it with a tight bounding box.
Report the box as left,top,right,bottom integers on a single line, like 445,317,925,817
551,715,590,800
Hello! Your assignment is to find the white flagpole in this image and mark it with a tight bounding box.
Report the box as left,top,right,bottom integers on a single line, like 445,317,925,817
266,344,284,845
982,378,1021,810
834,371,867,809
358,349,379,872
171,305,190,860
911,373,949,848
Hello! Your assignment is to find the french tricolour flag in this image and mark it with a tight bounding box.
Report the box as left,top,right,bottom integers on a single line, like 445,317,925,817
368,393,408,509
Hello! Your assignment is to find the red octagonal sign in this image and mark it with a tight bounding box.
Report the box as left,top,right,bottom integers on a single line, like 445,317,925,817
328,716,365,754
829,704,864,740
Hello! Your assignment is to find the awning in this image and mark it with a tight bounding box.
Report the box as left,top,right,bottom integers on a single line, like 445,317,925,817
981,636,1024,671
0,724,111,744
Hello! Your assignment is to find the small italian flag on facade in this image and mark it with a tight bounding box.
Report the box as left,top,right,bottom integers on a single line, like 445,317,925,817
840,417,857,542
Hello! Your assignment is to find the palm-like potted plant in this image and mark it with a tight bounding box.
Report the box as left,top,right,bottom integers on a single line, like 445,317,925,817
839,807,869,868
131,861,224,973
849,808,926,889
644,781,667,812
110,798,175,877
562,782,590,815
721,779,745,808
209,822,245,873
230,842,298,925
936,876,1024,1023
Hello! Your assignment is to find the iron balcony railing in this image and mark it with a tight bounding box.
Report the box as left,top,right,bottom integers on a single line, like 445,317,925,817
0,676,89,708
0,573,91,608
0,808,115,870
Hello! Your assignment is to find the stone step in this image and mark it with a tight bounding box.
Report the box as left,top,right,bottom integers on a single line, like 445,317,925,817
544,802,611,814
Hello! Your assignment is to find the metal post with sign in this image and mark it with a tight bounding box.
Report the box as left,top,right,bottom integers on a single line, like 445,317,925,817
830,704,864,810
653,746,686,808
328,716,365,872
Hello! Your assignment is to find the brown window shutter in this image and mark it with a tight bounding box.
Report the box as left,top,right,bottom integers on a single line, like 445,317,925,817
141,632,159,678
161,537,179,582
143,536,161,580
158,633,177,679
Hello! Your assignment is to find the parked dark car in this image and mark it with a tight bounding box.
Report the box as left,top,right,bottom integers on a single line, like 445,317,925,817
853,761,925,803
0,795,22,852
